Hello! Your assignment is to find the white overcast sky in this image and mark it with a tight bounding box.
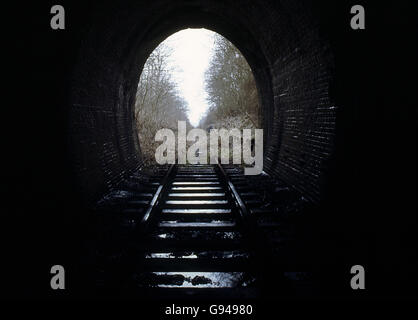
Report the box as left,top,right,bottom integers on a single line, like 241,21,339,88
158,28,217,127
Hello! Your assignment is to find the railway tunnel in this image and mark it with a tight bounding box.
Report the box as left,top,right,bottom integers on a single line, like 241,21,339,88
64,1,337,298
70,0,336,204
66,0,339,298
8,0,416,300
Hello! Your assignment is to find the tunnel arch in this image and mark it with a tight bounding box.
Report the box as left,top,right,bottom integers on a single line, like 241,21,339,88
70,0,336,204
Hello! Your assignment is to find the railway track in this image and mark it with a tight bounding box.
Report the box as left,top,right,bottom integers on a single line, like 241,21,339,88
90,164,314,299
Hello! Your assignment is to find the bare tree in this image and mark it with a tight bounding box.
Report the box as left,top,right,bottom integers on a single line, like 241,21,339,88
135,43,190,164
201,34,260,130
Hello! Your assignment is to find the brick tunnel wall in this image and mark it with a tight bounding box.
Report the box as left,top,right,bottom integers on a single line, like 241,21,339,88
69,0,336,204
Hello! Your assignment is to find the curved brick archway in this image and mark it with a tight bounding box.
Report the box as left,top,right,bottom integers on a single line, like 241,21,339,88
70,0,336,203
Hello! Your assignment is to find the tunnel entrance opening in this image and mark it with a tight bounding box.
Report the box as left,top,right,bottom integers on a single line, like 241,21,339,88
134,28,262,169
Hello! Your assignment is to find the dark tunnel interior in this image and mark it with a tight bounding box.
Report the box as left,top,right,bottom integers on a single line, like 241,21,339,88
3,0,416,301
69,0,336,205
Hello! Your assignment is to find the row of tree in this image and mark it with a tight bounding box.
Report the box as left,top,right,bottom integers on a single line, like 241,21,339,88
134,44,190,164
200,34,260,130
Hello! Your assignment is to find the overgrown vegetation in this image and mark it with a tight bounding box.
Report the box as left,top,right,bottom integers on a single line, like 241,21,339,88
134,44,190,164
200,34,260,130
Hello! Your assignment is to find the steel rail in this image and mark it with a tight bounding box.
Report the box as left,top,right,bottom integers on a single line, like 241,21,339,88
140,164,175,225
216,164,251,221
